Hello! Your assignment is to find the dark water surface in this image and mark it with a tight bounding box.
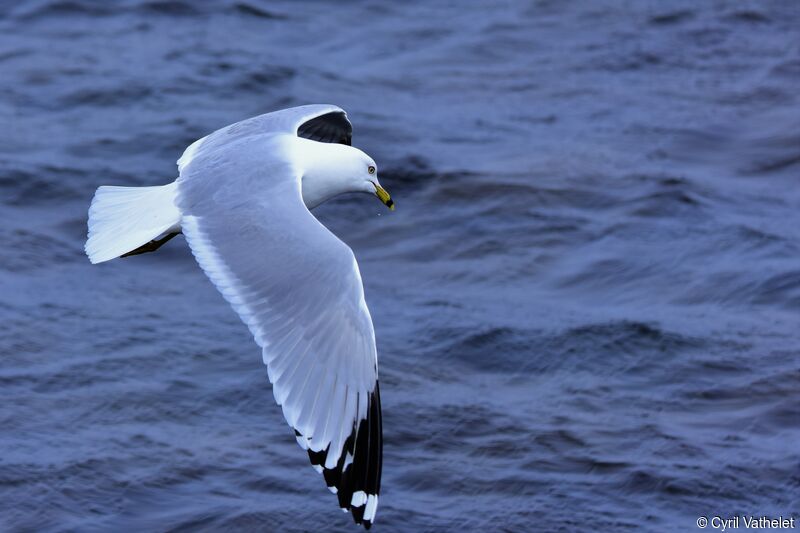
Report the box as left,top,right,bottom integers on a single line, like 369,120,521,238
1,1,799,531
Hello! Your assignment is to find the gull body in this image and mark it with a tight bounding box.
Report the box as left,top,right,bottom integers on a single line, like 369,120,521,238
84,105,391,529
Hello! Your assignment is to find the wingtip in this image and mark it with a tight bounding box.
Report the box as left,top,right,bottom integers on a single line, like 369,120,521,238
296,383,382,529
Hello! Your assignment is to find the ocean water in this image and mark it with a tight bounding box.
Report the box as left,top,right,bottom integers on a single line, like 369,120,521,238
1,1,799,531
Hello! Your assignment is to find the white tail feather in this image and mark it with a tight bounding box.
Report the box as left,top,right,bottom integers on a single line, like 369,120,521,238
85,182,181,264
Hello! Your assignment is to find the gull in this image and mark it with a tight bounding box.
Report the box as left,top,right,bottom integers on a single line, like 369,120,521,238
85,105,393,529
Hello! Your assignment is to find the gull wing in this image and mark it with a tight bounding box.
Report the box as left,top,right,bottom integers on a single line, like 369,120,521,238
177,104,352,173
176,134,381,528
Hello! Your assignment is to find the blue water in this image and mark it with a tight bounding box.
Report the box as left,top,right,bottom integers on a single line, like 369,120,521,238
1,1,799,531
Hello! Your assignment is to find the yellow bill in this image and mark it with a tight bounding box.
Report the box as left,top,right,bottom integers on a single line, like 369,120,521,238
374,183,395,211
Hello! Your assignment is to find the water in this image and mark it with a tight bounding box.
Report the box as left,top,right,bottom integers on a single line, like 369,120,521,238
1,1,799,531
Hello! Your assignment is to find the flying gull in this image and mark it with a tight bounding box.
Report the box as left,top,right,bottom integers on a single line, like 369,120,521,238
85,105,392,529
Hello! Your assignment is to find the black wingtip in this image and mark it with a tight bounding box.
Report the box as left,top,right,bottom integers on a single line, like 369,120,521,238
295,382,383,527
351,503,366,524
297,111,353,146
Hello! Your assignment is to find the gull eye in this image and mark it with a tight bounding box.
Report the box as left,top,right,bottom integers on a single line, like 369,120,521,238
368,165,376,175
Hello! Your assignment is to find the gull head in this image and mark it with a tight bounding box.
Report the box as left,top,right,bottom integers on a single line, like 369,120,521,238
296,137,394,211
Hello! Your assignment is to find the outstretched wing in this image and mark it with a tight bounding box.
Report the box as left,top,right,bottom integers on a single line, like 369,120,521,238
176,133,381,528
177,104,352,172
